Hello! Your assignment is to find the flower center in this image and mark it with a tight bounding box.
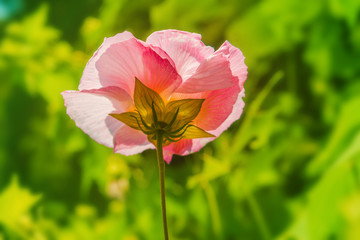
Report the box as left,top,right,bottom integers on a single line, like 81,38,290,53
133,102,191,145
109,78,215,146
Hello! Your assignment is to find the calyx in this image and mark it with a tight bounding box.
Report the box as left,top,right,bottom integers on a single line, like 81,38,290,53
110,78,214,146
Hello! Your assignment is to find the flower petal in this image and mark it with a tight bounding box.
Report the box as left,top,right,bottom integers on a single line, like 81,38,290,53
146,30,214,81
91,38,181,97
193,40,247,131
79,31,135,90
93,38,144,94
191,89,246,153
209,88,246,137
61,86,133,147
216,41,248,88
163,139,193,163
194,77,240,131
113,125,154,155
175,52,234,93
141,47,182,97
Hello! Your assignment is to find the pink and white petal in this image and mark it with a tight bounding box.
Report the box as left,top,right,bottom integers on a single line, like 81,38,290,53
194,77,240,131
79,31,135,90
94,38,181,97
163,139,193,163
94,38,145,94
189,137,216,156
148,45,177,69
216,41,248,88
113,126,154,155
146,30,214,81
62,86,133,148
175,53,234,93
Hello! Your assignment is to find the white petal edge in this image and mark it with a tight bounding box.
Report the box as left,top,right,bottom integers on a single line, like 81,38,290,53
62,87,132,148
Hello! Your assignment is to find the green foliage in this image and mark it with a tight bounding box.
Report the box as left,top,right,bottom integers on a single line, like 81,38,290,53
0,176,41,235
1,0,360,239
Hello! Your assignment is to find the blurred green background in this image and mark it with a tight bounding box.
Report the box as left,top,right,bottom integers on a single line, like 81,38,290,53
1,0,360,239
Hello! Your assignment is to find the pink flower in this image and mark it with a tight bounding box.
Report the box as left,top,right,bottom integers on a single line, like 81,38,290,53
62,30,247,163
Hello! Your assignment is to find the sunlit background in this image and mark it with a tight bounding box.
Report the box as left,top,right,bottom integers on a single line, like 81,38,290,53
1,0,360,239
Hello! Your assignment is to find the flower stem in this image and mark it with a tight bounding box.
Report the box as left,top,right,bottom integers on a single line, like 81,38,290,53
246,190,271,240
156,131,169,240
201,181,221,238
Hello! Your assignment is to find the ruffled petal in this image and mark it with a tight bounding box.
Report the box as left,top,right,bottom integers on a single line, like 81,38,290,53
93,38,181,97
79,31,135,90
175,52,234,93
61,86,133,148
146,30,214,81
163,139,193,163
191,39,247,138
142,47,182,98
191,89,245,153
216,41,248,88
113,126,154,155
93,38,143,94
194,77,240,131
210,88,246,136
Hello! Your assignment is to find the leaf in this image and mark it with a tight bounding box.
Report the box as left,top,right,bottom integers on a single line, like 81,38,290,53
306,96,360,177
305,152,357,240
133,78,165,123
165,99,205,130
110,112,140,130
0,176,41,229
182,125,215,139
328,0,360,28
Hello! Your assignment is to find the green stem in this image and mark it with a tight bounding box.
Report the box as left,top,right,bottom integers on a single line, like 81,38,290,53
231,71,283,155
246,190,271,240
201,181,221,238
156,131,169,240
